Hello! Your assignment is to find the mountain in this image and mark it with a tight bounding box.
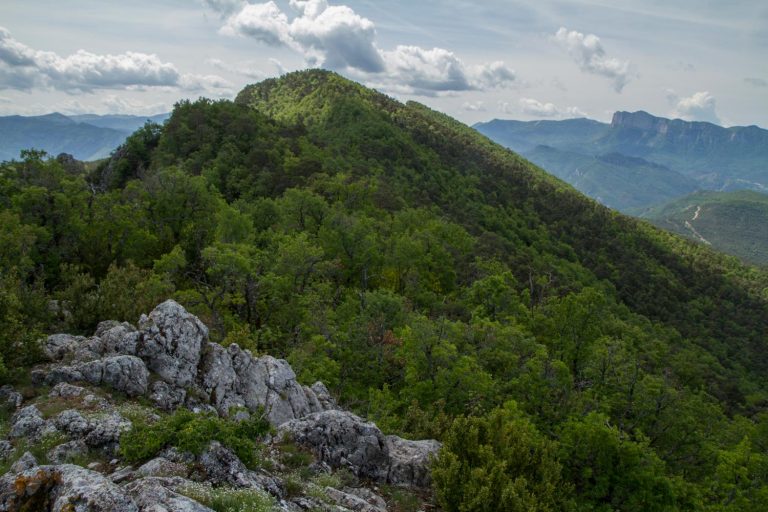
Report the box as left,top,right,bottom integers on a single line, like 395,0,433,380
475,111,768,211
3,70,768,510
525,145,698,211
68,113,170,133
641,190,768,266
0,112,169,162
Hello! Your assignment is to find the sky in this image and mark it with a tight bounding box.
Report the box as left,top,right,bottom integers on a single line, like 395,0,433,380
0,0,766,127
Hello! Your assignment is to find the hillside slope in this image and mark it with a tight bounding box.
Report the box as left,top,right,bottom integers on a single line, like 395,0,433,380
642,190,768,265
3,70,768,510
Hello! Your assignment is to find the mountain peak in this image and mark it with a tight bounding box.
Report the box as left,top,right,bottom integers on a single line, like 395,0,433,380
610,110,665,130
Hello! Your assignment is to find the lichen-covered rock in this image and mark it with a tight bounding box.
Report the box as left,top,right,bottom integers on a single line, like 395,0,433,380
49,382,87,399
135,457,189,479
310,382,336,411
47,440,88,465
385,436,440,487
95,356,149,397
124,477,214,512
278,410,390,482
83,412,131,451
0,441,13,461
325,486,387,512
99,322,140,355
51,464,138,511
10,452,38,473
53,409,90,438
9,405,45,439
45,333,87,361
0,385,23,410
198,343,241,414
194,442,284,498
148,381,187,411
137,300,208,388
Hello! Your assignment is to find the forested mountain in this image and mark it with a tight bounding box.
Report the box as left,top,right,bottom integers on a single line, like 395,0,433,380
0,112,169,162
642,190,768,266
3,70,768,511
475,112,768,211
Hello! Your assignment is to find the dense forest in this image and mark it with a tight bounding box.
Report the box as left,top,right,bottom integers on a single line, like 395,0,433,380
2,70,768,511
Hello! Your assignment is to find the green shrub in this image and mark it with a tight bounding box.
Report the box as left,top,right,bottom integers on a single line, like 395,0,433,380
120,408,270,468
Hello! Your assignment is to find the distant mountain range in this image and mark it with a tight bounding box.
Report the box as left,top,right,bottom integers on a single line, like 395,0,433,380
0,112,169,162
475,112,768,213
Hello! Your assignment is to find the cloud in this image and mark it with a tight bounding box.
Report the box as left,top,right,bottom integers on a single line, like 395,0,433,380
0,26,229,95
208,58,266,80
203,0,246,16
554,27,631,92
745,77,767,87
671,91,720,124
518,98,586,118
220,1,515,95
462,101,486,112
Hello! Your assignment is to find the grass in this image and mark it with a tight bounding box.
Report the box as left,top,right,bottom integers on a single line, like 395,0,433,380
179,483,276,512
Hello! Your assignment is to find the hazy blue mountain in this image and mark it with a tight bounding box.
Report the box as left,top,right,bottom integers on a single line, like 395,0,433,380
68,113,170,133
641,190,768,266
526,145,698,212
0,112,169,162
475,111,768,211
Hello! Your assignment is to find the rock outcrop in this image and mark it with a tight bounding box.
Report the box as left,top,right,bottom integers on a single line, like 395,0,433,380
0,300,440,510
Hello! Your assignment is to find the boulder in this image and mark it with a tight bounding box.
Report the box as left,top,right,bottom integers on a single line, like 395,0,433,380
135,457,189,479
137,300,208,389
385,436,440,487
44,333,87,362
124,477,214,512
51,464,138,511
9,405,45,439
45,356,149,397
325,486,387,512
47,440,88,465
10,452,38,473
278,410,390,482
0,385,23,409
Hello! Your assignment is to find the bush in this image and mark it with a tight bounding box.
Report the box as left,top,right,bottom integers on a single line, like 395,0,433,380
120,408,270,468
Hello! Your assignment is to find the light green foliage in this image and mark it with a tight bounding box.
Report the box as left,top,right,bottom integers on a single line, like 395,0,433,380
120,409,270,468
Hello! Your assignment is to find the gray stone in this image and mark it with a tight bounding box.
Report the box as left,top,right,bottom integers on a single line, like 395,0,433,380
45,333,86,361
148,381,187,411
50,464,139,511
310,381,336,411
50,382,87,399
54,409,90,437
100,323,140,356
278,410,390,482
98,356,149,396
135,457,189,479
197,442,284,497
9,405,45,439
385,436,440,487
109,466,136,484
199,343,241,415
343,488,388,511
137,300,208,388
84,412,131,450
325,487,387,512
0,440,13,460
0,385,23,409
47,440,88,464
10,452,38,473
124,477,214,512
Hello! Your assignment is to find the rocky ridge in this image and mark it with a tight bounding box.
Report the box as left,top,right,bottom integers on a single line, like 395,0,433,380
0,300,439,511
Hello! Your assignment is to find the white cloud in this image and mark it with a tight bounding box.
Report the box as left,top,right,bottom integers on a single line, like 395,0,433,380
0,26,229,96
518,98,586,118
220,1,515,95
462,101,486,112
554,27,631,93
208,58,266,80
671,91,720,124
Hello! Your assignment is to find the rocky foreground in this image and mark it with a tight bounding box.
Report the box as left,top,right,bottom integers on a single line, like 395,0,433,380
0,300,439,511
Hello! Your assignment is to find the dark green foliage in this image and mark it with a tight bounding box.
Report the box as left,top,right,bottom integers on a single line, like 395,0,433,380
120,409,270,468
3,70,768,509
